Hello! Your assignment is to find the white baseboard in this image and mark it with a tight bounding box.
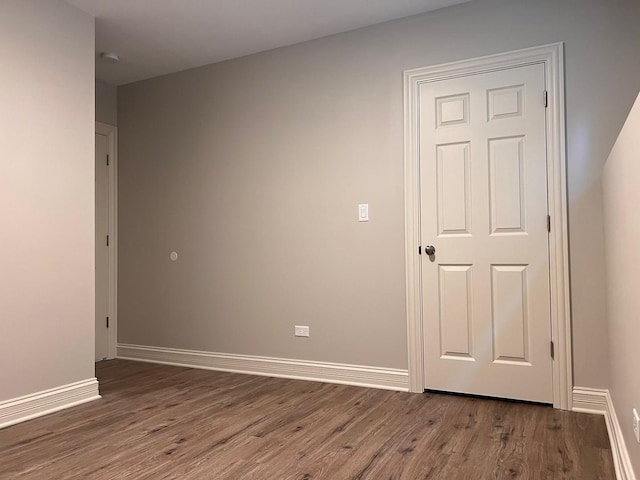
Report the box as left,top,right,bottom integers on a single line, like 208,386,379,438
573,387,608,414
573,387,636,480
117,343,409,392
0,378,100,429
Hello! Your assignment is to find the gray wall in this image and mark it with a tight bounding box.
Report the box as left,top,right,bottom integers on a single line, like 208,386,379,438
118,0,640,386
0,0,95,401
96,80,117,126
603,93,640,472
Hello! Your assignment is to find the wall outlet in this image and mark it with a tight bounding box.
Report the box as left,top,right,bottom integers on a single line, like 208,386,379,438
294,325,310,337
633,408,640,443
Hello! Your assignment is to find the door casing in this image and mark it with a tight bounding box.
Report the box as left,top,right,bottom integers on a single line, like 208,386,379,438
403,43,571,409
96,122,118,360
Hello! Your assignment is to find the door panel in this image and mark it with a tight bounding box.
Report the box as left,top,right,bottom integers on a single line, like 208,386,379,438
437,142,471,235
491,264,529,363
489,136,525,233
438,265,473,359
420,63,552,403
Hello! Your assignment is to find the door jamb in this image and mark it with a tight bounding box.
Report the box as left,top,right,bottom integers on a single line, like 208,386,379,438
403,43,572,409
96,122,118,360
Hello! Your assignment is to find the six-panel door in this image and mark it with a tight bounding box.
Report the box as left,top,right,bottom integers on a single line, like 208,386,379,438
420,63,553,403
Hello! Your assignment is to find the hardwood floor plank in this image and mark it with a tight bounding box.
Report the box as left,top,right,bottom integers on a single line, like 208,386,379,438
0,360,615,479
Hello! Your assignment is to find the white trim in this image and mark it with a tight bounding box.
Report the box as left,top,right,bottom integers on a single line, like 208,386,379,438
573,387,637,480
572,387,608,414
96,122,118,360
403,43,572,409
0,379,100,429
117,344,409,392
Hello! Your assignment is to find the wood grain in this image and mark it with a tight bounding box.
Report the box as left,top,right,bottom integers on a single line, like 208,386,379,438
0,360,614,479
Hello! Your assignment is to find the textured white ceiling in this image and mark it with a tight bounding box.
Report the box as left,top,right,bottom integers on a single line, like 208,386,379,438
65,0,473,86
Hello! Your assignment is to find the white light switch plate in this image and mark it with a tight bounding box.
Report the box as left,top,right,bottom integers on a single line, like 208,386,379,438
358,204,369,222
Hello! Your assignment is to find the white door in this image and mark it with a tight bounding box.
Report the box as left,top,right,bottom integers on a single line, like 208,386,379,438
95,132,109,361
420,63,552,403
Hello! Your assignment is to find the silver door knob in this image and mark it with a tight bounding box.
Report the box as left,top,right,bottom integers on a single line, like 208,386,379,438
425,245,436,255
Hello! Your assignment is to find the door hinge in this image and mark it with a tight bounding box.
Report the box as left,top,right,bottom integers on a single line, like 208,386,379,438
547,215,551,233
550,340,555,359
543,90,548,108
418,245,422,255
106,316,110,329
106,234,110,246
106,154,110,166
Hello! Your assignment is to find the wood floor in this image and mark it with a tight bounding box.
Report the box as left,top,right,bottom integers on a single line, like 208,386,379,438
0,360,614,480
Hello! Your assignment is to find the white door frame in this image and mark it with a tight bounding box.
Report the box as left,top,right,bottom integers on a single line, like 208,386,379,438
403,43,572,410
96,122,118,359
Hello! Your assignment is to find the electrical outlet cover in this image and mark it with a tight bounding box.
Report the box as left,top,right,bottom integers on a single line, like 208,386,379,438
633,408,640,443
294,325,310,337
